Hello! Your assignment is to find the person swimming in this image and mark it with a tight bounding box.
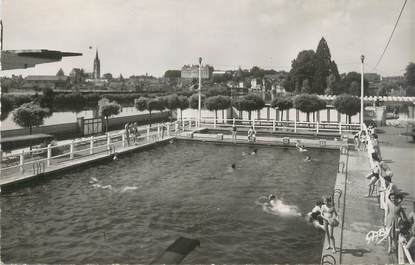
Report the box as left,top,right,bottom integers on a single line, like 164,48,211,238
231,163,236,169
113,152,119,160
296,140,307,152
304,156,312,162
251,149,258,155
89,177,99,184
307,200,325,231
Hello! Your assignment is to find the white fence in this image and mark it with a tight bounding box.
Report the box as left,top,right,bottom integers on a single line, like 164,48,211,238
1,121,183,179
181,117,360,134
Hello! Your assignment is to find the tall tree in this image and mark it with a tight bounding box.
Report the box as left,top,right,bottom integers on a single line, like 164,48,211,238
98,98,121,132
177,96,189,120
271,96,293,121
404,62,415,86
289,50,316,94
234,94,265,121
333,94,360,123
189,94,206,109
204,95,231,121
293,94,325,122
12,102,50,136
313,37,333,94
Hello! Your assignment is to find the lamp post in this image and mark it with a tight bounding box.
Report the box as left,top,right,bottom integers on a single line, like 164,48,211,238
360,55,365,130
198,57,202,127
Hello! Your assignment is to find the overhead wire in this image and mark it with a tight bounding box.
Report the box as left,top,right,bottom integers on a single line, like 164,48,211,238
371,0,408,71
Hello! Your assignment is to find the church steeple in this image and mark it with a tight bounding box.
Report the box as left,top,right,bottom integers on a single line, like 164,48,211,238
93,49,100,79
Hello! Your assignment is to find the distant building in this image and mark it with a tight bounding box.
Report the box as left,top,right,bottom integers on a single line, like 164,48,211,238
23,75,69,90
93,50,101,79
365,73,381,84
382,76,405,83
70,68,84,84
181,64,213,79
250,78,262,91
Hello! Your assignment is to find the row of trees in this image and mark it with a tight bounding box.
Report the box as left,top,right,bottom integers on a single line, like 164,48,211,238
11,90,361,136
133,93,361,124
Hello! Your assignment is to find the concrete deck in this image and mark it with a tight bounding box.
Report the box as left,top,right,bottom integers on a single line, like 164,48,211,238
0,136,175,187
177,132,347,150
331,126,415,264
339,149,396,264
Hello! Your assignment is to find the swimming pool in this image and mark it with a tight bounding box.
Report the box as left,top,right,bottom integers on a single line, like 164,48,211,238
1,141,339,263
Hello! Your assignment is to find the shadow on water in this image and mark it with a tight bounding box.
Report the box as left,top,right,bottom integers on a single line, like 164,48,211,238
341,248,371,257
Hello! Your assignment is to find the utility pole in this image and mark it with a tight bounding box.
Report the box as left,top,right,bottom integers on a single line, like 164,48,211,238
360,55,365,130
198,57,202,127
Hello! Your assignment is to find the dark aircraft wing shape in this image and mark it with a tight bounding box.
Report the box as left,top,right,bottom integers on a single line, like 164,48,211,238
1,49,82,70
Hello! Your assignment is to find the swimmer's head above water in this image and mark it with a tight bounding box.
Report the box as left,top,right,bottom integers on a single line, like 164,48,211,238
268,194,276,201
231,163,236,169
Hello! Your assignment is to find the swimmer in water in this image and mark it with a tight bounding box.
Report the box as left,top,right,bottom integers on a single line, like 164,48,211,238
251,149,258,155
268,194,278,206
231,163,236,169
113,152,119,160
304,156,311,162
296,140,307,152
89,177,99,184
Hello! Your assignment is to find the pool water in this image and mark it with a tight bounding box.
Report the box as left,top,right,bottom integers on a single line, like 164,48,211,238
1,141,339,263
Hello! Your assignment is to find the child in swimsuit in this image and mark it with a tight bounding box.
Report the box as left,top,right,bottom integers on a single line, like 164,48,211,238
321,196,339,253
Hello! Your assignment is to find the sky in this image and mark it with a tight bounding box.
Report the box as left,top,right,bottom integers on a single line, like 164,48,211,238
1,0,414,78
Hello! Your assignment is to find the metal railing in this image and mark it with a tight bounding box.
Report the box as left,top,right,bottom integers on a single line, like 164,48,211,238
1,121,181,179
181,117,360,135
398,234,415,264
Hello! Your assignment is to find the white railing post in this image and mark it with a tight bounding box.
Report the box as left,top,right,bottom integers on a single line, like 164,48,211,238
19,150,25,173
316,121,319,134
175,121,179,132
70,140,74,160
294,120,297,133
147,125,150,142
214,117,217,128
122,132,126,148
252,118,255,129
188,119,192,130
157,124,160,140
90,136,94,155
47,144,52,167
272,120,276,132
233,118,235,126
182,118,185,130
167,124,170,136
339,122,342,134
107,133,111,151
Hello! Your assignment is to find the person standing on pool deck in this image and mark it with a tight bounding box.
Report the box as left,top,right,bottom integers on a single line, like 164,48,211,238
321,196,339,253
365,160,380,197
232,124,237,143
125,123,130,145
385,193,407,254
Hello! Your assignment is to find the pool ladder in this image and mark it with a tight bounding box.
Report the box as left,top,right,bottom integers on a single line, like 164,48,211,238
333,188,342,209
321,254,336,265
